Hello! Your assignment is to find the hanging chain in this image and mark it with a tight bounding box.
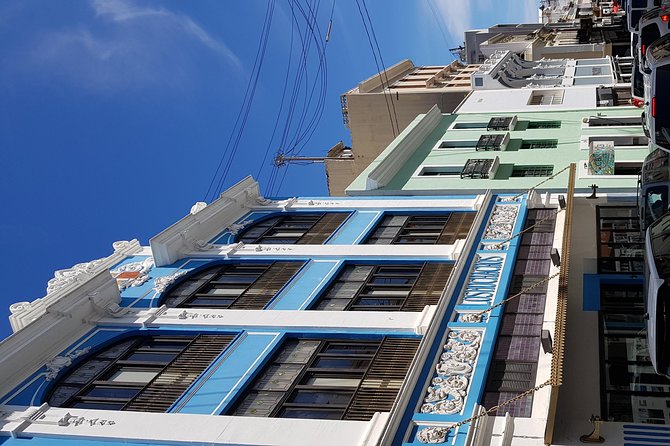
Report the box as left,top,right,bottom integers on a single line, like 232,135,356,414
474,272,560,317
436,165,573,435
443,380,553,433
495,207,564,246
511,164,572,200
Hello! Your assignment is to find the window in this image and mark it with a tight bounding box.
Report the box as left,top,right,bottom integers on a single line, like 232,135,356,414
613,162,643,176
589,135,648,147
237,213,350,244
229,337,419,420
438,140,479,149
598,284,670,423
162,262,305,309
47,335,235,412
528,89,564,105
312,263,453,311
596,87,633,107
527,121,561,129
364,213,475,245
520,139,558,150
596,206,643,274
511,165,554,177
418,166,463,177
453,122,488,129
586,116,642,127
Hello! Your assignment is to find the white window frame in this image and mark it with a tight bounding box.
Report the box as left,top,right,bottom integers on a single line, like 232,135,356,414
413,165,464,178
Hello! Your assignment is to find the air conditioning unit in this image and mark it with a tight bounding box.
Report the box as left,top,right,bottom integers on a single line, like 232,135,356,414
487,116,518,131
476,132,511,151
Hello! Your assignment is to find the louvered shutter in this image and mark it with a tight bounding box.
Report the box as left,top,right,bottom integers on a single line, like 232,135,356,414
437,212,475,244
343,338,420,420
297,212,350,244
231,261,304,309
402,263,453,311
124,335,234,412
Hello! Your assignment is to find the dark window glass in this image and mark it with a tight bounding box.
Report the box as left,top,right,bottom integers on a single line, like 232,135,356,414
511,165,554,177
598,284,670,423
162,262,304,309
364,213,474,245
46,335,234,413
527,121,561,129
230,338,419,421
236,213,350,245
313,263,453,311
520,140,558,150
596,206,643,274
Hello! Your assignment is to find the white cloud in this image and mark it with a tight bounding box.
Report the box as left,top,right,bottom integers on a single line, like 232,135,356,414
433,0,472,45
21,0,241,92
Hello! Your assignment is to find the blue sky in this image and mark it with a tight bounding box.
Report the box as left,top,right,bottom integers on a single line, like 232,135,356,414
0,0,538,337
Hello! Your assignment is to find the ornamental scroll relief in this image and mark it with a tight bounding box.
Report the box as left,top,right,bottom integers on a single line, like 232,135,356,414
110,257,154,291
483,204,519,241
416,330,482,444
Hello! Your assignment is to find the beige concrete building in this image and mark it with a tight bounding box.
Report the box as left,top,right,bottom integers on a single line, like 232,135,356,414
326,59,478,195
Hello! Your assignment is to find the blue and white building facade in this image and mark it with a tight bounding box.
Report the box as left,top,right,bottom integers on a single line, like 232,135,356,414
0,177,568,446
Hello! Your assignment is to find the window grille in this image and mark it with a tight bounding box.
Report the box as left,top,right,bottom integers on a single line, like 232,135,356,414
527,121,561,129
238,213,350,244
476,134,505,151
162,262,305,309
461,159,496,178
230,337,419,420
528,89,564,105
47,334,235,412
520,139,558,150
312,262,453,311
364,213,475,245
487,117,514,131
511,165,554,177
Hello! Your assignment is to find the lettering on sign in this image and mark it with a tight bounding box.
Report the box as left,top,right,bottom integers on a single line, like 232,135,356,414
461,255,505,305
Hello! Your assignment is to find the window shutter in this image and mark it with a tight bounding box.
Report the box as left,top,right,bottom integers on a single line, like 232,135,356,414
229,262,303,309
437,212,475,244
124,335,235,412
343,338,420,420
297,212,350,244
402,263,453,311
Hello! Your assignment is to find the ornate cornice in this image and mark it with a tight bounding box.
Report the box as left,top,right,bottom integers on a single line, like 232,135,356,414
8,240,142,333
149,176,267,266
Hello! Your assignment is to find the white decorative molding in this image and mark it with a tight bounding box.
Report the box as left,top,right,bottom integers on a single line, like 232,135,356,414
153,270,188,293
224,219,254,236
46,259,107,294
483,204,519,240
58,413,116,427
45,348,91,381
306,200,343,206
9,240,141,333
417,427,449,444
365,105,442,190
255,196,274,205
420,330,482,416
110,257,154,291
149,176,262,266
458,313,484,323
190,202,207,214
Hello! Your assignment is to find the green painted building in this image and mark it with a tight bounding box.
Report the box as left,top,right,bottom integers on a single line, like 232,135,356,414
346,105,647,195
